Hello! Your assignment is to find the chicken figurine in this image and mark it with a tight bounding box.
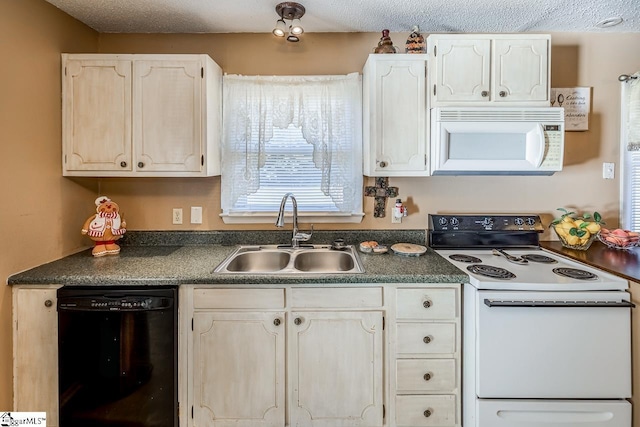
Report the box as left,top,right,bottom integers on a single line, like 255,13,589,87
82,196,127,257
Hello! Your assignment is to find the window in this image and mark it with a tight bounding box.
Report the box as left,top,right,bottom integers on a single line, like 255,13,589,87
621,72,640,230
220,74,363,224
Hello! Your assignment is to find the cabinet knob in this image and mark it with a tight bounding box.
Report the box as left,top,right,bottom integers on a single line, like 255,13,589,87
424,409,433,418
378,161,387,168
423,300,432,309
137,162,145,168
499,91,507,97
273,318,282,326
481,90,489,97
423,335,432,344
44,299,53,308
120,161,127,168
294,317,303,325
423,372,432,381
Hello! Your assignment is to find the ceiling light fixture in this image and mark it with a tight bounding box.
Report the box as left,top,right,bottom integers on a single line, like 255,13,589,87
273,2,305,42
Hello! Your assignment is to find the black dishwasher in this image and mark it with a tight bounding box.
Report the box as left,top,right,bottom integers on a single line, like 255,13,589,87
57,286,177,427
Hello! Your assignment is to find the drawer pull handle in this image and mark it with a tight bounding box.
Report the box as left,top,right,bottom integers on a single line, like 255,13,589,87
423,335,432,344
273,318,282,326
423,372,432,381
424,409,433,418
44,299,53,308
423,300,432,308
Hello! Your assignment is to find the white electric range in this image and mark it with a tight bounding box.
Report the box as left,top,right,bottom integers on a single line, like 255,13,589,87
429,214,633,427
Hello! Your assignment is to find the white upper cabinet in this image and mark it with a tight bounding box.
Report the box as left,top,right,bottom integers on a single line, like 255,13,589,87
62,54,222,177
428,34,550,106
363,54,429,176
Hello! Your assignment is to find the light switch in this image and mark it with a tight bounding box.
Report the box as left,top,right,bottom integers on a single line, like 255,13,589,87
191,206,203,224
603,162,615,179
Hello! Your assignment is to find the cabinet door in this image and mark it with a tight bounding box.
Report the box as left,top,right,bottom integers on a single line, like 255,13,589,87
134,59,203,173
192,311,285,427
433,38,490,102
290,311,384,427
367,57,428,175
493,38,549,102
63,59,132,172
13,286,59,427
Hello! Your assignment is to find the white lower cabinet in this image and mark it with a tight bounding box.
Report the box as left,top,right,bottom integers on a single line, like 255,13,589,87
290,310,383,427
182,283,461,427
183,286,384,427
391,286,461,427
192,311,286,427
12,285,61,427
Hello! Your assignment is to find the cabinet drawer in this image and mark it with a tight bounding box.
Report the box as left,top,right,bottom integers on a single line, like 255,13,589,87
397,288,457,319
396,359,456,392
290,287,383,308
193,288,285,309
396,395,456,427
396,323,456,355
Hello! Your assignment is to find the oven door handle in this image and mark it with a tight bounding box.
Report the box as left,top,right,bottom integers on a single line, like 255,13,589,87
484,299,635,308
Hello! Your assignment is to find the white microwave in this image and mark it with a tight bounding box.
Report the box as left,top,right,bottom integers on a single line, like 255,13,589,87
431,107,564,175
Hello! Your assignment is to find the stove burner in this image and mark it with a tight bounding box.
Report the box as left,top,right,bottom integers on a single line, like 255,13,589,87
449,254,482,263
552,267,598,280
520,254,558,264
467,264,516,280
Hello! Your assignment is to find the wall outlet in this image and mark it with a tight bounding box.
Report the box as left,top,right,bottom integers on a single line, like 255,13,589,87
172,208,183,225
191,206,203,224
603,162,615,179
391,214,402,224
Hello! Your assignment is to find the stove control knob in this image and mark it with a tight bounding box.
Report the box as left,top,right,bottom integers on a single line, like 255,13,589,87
438,217,448,226
514,217,524,226
525,217,536,226
450,217,459,227
481,217,494,227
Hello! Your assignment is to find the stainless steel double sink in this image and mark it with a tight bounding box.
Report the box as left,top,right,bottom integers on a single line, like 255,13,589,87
213,244,364,274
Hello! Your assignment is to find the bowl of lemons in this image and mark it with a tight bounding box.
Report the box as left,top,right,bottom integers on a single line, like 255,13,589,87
550,208,603,251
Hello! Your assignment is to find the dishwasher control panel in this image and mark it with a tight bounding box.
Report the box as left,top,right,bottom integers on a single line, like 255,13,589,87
57,287,176,311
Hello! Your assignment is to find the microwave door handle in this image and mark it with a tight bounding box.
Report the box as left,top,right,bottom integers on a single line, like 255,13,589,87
532,123,546,167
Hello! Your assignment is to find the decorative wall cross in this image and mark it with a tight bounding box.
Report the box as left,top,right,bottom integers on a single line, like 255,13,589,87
364,177,398,218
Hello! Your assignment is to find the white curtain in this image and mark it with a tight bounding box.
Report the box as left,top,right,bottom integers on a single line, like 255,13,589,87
626,72,640,150
221,73,362,213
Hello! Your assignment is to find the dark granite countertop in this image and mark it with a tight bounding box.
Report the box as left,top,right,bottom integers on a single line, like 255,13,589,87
8,230,468,286
541,240,640,283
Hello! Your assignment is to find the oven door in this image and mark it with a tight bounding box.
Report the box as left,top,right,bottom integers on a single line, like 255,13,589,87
476,290,632,399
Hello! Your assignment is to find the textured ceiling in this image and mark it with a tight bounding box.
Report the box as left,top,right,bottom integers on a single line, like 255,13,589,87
44,0,640,34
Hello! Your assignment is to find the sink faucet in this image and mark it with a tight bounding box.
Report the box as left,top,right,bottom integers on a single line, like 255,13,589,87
275,193,313,248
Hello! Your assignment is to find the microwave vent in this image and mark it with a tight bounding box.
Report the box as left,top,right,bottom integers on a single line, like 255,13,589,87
435,108,564,122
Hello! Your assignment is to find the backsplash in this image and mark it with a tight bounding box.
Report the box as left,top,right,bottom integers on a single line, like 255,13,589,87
121,229,427,247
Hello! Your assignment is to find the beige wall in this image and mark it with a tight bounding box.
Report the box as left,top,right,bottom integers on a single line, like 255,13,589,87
96,32,640,237
0,0,98,409
2,0,640,412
